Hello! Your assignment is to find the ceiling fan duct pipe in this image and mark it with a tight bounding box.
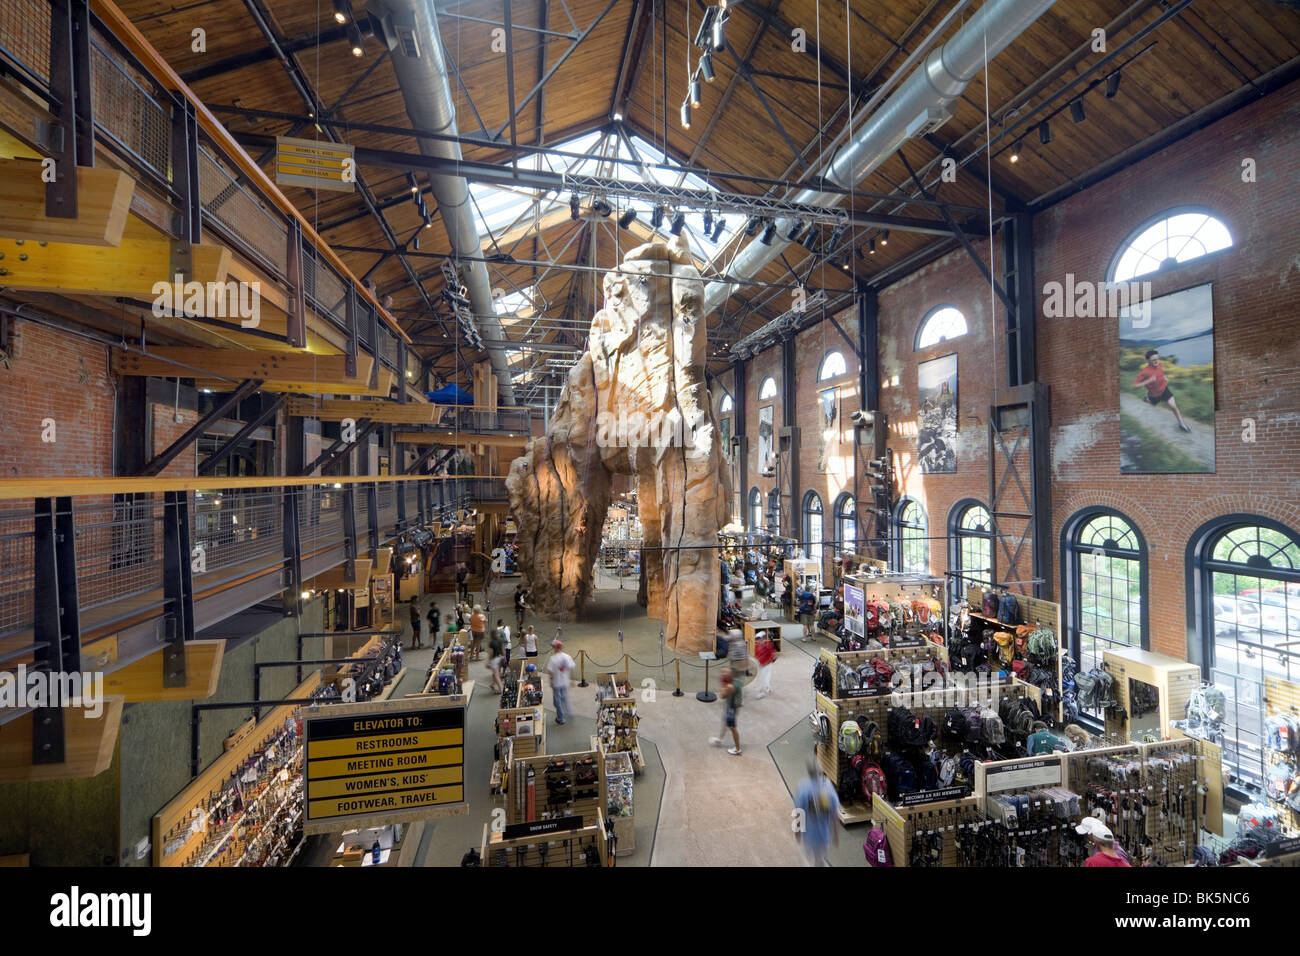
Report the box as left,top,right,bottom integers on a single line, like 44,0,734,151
703,0,1059,316
374,0,517,404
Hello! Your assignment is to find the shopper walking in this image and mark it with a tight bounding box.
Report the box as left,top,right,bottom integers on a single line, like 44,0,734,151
427,603,441,650
469,605,487,661
709,667,743,756
514,584,528,632
546,639,575,725
523,625,539,659
794,759,840,865
1077,816,1131,867
487,627,505,693
408,597,423,650
495,618,512,665
456,562,469,603
753,633,776,698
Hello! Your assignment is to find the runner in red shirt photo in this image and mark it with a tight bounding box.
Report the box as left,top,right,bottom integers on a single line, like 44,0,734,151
1133,348,1192,432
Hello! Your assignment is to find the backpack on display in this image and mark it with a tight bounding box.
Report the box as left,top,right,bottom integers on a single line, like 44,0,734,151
883,752,917,798
1027,627,1057,663
912,751,938,791
980,708,1006,745
1185,684,1226,731
982,590,999,618
943,707,967,741
1265,761,1296,802
838,663,861,693
812,660,832,694
935,753,957,787
839,767,862,802
997,592,1020,625
809,711,832,747
859,759,887,801
839,719,864,756
864,828,893,867
963,708,983,743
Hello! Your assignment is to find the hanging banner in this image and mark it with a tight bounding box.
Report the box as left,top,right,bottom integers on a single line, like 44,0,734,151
275,135,356,192
843,583,865,637
301,698,466,834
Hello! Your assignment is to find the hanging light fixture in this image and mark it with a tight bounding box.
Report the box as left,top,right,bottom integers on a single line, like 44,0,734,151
569,193,581,220
880,230,889,246
652,204,666,228
680,100,691,129
332,0,350,23
1009,139,1022,163
703,208,713,233
689,75,702,109
786,219,806,242
699,51,715,82
868,238,876,255
710,217,726,242
670,211,686,235
618,208,637,229
591,196,612,217
760,220,777,245
744,216,760,237
1038,120,1052,145
1105,70,1122,99
1070,97,1086,123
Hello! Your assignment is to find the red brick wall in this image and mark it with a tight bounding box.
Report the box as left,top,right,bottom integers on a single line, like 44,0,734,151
732,78,1300,661
0,321,114,479
150,404,197,478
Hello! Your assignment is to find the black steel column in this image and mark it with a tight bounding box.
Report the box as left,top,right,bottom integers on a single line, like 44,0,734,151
169,98,202,245
283,487,303,614
44,0,93,218
286,220,306,348
161,491,194,687
1003,212,1037,388
344,285,359,378
31,497,81,763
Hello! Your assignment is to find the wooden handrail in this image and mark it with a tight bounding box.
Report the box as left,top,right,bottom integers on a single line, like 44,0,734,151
88,0,411,345
0,474,510,501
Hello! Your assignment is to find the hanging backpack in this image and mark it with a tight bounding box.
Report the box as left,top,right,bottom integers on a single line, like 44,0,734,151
912,751,939,791
883,752,917,798
943,707,967,741
963,707,983,743
997,591,1020,625
864,827,894,867
839,719,864,756
838,663,861,693
809,711,832,747
982,589,999,618
980,708,1006,745
812,660,832,694
935,753,957,787
858,758,887,801
1265,714,1300,756
1027,627,1057,663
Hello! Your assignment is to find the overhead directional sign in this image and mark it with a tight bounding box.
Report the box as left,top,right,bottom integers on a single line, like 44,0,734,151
302,698,466,833
275,136,356,192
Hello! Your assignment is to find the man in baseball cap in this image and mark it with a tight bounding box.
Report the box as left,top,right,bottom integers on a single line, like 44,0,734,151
1077,815,1130,867
545,639,575,725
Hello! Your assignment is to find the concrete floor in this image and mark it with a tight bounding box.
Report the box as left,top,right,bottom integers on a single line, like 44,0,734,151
377,568,858,867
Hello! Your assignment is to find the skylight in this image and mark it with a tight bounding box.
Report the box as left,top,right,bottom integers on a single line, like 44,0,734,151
467,129,741,270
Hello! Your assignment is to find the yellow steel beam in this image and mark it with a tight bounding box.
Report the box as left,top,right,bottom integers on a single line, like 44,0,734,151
102,639,225,702
0,235,231,300
0,158,135,246
286,398,443,424
0,473,508,501
113,347,372,385
0,697,124,783
394,431,529,449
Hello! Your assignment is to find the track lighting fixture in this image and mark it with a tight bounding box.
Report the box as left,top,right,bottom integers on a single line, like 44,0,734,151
618,208,637,229
1105,70,1121,99
592,197,612,217
690,76,702,108
569,193,581,219
423,215,432,229
348,23,365,56
680,100,691,129
670,211,686,236
408,173,419,194
711,8,728,51
786,219,806,242
827,220,847,252
1038,120,1051,145
840,260,850,271
760,220,777,245
1009,139,1021,163
710,217,725,242
1070,97,1086,123
880,230,889,246
332,0,350,23
652,204,666,228
868,238,876,255
413,235,420,251
699,51,715,82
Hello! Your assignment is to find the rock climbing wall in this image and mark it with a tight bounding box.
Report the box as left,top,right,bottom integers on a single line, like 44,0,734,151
506,234,729,653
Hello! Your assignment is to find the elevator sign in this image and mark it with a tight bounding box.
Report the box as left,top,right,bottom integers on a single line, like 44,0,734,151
301,698,466,833
275,136,356,192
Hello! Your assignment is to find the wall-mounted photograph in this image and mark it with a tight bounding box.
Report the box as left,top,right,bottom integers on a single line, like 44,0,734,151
757,405,774,475
1119,282,1216,474
917,353,958,474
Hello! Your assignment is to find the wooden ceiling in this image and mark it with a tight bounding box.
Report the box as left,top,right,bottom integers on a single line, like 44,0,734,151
114,0,1300,384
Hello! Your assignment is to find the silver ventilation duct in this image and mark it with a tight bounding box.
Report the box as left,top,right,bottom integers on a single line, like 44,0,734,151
704,0,1059,316
373,0,517,404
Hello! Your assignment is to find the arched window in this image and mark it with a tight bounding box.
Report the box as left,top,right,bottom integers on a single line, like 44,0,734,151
1190,518,1300,784
834,493,855,557
748,487,761,532
1109,208,1233,283
720,394,734,413
894,499,928,574
759,377,778,400
766,487,780,533
803,491,824,567
818,351,847,381
949,500,991,599
915,306,967,350
1062,509,1148,717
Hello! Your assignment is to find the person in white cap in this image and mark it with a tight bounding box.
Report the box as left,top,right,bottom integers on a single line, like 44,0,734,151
1077,815,1130,867
545,639,575,725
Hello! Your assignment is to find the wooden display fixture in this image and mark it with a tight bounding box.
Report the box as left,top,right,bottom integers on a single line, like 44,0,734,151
507,748,607,829
817,645,949,700
596,673,643,774
1264,676,1300,833
743,619,782,657
1101,646,1201,741
871,794,983,867
964,585,1065,723
480,811,609,867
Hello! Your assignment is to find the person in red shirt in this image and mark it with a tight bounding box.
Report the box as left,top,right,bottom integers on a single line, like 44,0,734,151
1077,816,1131,867
753,634,777,698
1133,349,1192,432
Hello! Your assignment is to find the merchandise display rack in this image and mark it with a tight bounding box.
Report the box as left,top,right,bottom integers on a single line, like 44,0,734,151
596,672,644,774
1264,676,1300,833
493,657,547,793
480,811,611,868
508,748,607,829
962,585,1066,725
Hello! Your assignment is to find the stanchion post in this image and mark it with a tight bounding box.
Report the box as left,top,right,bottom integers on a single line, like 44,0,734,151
696,656,717,703
578,649,588,688
673,658,683,697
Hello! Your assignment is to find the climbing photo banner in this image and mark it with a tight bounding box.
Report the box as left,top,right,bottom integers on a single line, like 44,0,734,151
917,353,957,474
1119,282,1215,474
844,583,865,637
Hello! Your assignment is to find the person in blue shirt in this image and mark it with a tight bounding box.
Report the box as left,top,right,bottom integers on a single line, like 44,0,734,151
794,760,840,866
796,583,817,641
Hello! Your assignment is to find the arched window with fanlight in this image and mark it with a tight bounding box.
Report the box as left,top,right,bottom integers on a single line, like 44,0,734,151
759,377,778,400
818,350,847,381
949,500,992,599
833,493,855,558
1062,509,1148,718
915,306,968,351
720,394,733,414
803,491,824,567
893,498,928,574
1108,208,1233,283
748,487,761,533
1189,517,1300,784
